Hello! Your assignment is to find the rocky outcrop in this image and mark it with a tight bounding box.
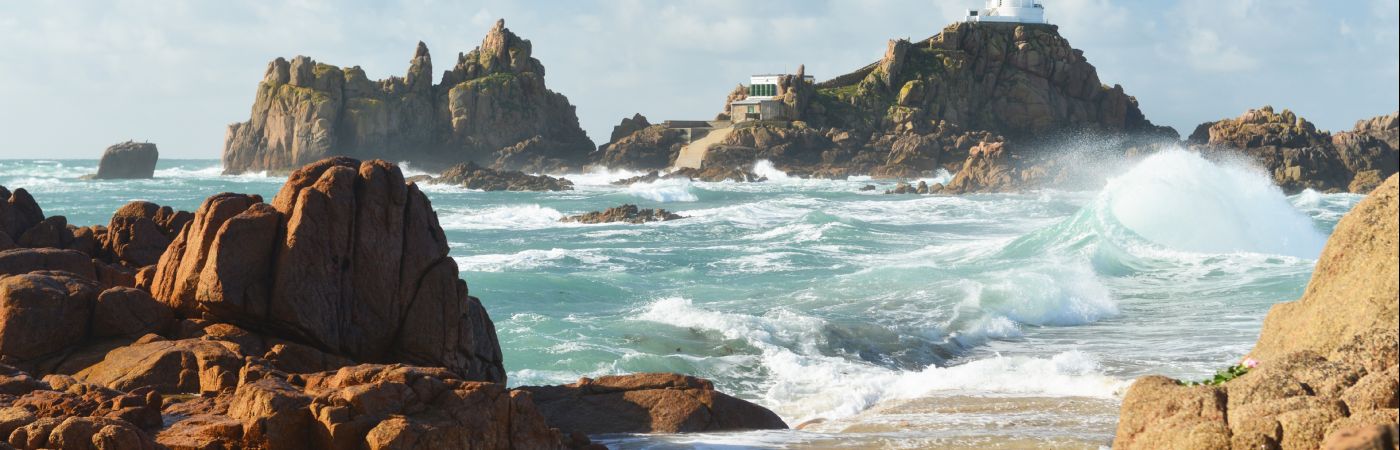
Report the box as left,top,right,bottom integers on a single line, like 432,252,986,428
1191,107,1398,193
102,201,191,267
603,21,1175,183
593,125,687,171
561,204,683,224
152,157,505,382
1,160,789,448
222,19,593,175
428,161,574,191
0,187,45,249
1113,175,1400,450
609,113,652,144
91,142,159,180
519,373,788,435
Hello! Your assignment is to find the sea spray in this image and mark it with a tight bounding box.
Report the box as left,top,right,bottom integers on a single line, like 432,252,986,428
753,160,791,181
627,178,699,202
1103,149,1327,258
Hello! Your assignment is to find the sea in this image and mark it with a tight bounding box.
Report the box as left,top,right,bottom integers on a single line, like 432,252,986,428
0,149,1363,449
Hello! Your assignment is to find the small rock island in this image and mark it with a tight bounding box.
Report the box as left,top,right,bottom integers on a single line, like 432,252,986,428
90,141,159,179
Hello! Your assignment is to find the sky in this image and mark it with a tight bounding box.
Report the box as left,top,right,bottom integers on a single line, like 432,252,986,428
0,0,1396,159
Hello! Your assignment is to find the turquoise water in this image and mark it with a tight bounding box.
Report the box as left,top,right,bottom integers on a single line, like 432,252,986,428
0,151,1363,448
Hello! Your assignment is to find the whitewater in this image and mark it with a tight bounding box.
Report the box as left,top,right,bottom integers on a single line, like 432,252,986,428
0,149,1362,448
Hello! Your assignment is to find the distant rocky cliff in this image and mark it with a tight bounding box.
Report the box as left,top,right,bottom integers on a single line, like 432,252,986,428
222,19,594,175
600,21,1175,182
1189,107,1398,193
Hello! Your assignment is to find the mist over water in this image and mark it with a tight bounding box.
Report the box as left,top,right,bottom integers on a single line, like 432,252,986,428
0,153,1361,448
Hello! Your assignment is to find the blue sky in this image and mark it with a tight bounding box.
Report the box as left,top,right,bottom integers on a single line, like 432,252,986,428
1,0,1396,158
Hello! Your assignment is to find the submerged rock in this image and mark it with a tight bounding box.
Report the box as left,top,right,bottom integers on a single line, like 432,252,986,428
91,141,159,180
432,161,574,191
561,204,682,224
1113,175,1400,450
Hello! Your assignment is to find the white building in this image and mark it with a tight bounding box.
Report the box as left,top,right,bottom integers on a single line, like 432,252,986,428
731,74,815,122
965,0,1047,24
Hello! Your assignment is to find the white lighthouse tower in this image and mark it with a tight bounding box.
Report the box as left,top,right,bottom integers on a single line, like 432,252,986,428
965,0,1047,24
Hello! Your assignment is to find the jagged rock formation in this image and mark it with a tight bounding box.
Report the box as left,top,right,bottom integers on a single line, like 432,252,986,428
560,204,683,224
604,21,1174,185
152,157,505,382
222,19,593,175
90,142,159,180
0,159,790,448
427,161,574,191
609,113,652,144
1113,175,1400,450
1190,107,1398,193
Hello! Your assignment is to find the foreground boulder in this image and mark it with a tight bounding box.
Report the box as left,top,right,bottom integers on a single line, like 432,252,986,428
1113,175,1400,450
561,205,683,224
429,161,574,191
519,373,788,435
91,142,159,180
151,157,505,382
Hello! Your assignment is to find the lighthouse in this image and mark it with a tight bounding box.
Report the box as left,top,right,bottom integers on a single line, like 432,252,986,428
965,0,1048,24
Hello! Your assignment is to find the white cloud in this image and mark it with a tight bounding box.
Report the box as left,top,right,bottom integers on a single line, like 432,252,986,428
0,0,1395,158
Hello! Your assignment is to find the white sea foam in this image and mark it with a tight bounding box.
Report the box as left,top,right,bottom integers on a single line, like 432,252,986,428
636,297,1126,423
752,160,791,182
1103,149,1326,258
437,204,566,230
626,178,699,202
556,166,651,186
454,247,621,272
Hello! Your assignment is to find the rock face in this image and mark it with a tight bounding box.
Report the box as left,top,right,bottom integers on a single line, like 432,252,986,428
604,21,1175,185
561,204,683,224
429,161,574,191
519,373,788,435
1,160,791,449
92,142,159,180
1113,175,1400,450
1191,107,1398,193
152,157,505,382
222,19,593,175
593,124,688,171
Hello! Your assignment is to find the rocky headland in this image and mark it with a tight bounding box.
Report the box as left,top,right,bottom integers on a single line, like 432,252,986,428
1188,107,1398,194
599,22,1177,189
1112,174,1399,449
221,19,594,176
88,142,159,180
560,205,682,224
0,158,786,449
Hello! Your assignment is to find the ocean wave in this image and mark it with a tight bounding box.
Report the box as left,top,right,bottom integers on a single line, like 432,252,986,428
1102,149,1326,258
437,204,567,230
454,247,623,273
626,178,699,202
752,160,791,182
635,297,1125,423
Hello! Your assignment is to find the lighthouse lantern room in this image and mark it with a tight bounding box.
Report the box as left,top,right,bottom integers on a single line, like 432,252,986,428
965,0,1048,24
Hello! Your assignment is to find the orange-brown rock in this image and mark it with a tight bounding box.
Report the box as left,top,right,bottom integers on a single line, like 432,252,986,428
1113,175,1400,450
153,158,504,382
0,187,44,243
0,248,96,280
102,201,192,267
0,272,100,361
73,338,243,394
518,373,788,435
1251,175,1398,361
1193,107,1398,193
